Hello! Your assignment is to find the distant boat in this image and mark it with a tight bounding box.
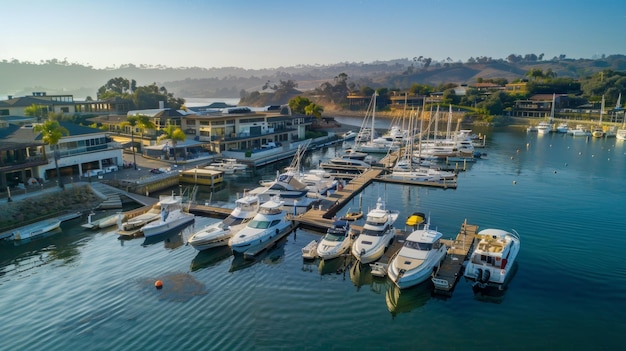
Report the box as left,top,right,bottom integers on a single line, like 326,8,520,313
592,95,607,138
205,158,248,174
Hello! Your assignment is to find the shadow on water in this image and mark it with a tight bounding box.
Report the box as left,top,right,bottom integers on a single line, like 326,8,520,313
139,271,208,302
470,262,519,304
349,261,373,290
229,237,287,273
385,281,433,317
318,255,351,276
141,220,195,248
190,245,233,272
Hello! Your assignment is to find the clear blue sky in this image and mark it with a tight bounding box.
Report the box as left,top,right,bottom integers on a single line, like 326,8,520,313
3,0,625,70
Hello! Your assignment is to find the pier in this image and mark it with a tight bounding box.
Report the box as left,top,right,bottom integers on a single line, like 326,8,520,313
432,220,478,295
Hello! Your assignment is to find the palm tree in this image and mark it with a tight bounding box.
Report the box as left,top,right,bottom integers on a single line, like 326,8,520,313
120,114,156,170
33,119,69,189
157,124,186,164
305,103,324,119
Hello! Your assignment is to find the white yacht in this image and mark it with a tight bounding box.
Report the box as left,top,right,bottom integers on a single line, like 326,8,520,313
141,195,195,237
187,193,260,251
317,220,354,260
249,171,316,215
351,198,399,264
570,124,591,137
556,122,569,133
387,222,447,289
228,198,292,253
536,121,552,135
205,158,247,174
464,228,521,288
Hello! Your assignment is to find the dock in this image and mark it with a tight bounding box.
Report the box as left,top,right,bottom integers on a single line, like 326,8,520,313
432,221,478,295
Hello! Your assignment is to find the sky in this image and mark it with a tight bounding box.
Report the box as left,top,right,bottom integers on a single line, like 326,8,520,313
2,0,625,70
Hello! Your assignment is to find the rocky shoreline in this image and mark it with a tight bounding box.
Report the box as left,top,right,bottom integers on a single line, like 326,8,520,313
0,185,101,232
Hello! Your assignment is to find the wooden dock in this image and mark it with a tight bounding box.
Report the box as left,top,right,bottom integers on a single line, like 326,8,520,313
432,221,478,295
293,168,382,230
188,204,233,218
376,175,458,189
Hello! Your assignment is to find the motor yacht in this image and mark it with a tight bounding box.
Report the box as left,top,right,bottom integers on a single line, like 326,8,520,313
464,228,521,288
187,193,260,251
317,220,354,260
351,197,399,264
228,198,292,253
387,222,447,289
141,195,195,237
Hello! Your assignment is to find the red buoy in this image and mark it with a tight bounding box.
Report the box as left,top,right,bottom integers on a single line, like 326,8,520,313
155,280,163,289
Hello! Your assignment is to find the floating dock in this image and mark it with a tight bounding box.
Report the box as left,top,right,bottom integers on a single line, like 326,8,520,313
432,221,478,295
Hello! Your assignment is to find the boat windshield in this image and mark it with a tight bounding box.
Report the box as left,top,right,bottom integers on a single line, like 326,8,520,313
361,225,388,237
248,219,281,229
404,241,433,250
223,216,245,227
323,233,346,242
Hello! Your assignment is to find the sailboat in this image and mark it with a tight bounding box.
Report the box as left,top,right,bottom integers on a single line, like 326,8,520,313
614,93,625,140
352,93,399,154
592,95,606,138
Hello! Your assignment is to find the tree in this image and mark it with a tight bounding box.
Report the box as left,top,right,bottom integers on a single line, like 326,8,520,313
24,104,47,122
33,119,69,189
288,96,313,114
304,103,324,118
121,114,156,170
157,124,186,164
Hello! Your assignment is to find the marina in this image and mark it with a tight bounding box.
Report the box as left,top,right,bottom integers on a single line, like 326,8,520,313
1,125,625,351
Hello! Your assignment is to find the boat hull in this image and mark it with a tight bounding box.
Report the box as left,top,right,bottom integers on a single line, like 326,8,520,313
388,249,446,289
142,214,195,237
11,218,61,240
229,221,292,253
188,223,236,251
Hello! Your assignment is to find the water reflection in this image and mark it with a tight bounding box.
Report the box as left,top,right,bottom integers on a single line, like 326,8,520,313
349,261,373,290
385,282,433,317
470,262,518,304
318,256,350,275
190,245,233,272
229,238,287,272
0,217,91,277
141,221,195,248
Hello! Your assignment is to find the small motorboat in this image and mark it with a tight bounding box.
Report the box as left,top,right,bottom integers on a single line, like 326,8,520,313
301,240,318,260
317,220,353,260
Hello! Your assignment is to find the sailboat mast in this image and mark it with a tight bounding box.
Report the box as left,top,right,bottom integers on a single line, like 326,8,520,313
371,92,377,143
600,94,605,125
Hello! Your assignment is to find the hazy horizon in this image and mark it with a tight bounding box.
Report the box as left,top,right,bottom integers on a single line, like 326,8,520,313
2,0,624,71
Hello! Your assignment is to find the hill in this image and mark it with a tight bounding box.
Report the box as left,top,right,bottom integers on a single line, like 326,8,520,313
2,56,625,101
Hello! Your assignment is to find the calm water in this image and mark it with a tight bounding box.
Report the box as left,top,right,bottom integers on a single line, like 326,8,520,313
1,124,625,351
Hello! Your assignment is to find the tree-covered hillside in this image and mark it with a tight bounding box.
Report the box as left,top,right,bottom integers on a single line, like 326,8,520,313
2,55,625,100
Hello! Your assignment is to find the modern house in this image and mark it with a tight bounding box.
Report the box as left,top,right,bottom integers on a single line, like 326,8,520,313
0,122,123,191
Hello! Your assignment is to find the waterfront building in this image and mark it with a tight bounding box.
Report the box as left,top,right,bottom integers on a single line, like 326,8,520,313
0,122,123,191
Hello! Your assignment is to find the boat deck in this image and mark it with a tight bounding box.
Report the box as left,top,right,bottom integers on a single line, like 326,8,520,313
432,221,478,295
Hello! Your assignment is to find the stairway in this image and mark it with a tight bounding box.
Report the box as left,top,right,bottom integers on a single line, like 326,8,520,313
89,183,122,209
